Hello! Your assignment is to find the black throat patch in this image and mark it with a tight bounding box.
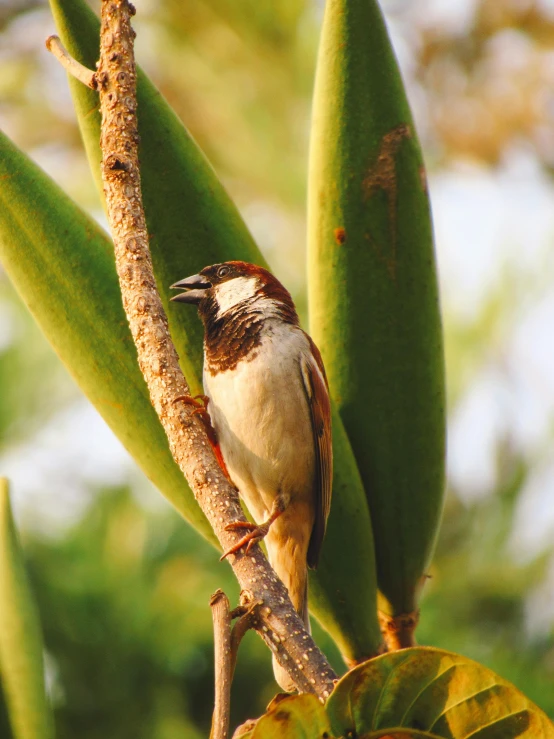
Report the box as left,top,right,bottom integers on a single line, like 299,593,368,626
199,294,298,374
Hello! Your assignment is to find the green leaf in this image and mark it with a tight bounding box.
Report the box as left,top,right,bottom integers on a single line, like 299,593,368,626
251,694,334,739
309,410,382,661
0,479,54,739
307,0,446,616
326,647,554,738
45,0,383,659
0,130,214,543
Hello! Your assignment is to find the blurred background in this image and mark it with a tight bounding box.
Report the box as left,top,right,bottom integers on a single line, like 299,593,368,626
1,0,554,734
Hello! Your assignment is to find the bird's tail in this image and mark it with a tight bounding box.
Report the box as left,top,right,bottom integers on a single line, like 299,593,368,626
266,540,309,693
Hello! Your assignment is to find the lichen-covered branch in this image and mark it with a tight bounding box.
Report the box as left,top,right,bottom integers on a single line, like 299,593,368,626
47,0,337,698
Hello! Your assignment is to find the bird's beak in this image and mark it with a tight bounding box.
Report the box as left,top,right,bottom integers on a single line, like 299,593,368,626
170,274,212,304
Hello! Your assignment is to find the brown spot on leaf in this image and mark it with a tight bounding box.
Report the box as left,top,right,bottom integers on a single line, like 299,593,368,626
334,227,346,244
266,692,291,712
273,710,293,726
362,123,412,280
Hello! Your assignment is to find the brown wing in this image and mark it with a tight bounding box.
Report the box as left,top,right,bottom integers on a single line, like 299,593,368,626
300,335,333,569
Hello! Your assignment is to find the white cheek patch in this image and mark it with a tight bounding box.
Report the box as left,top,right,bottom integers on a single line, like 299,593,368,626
215,276,260,316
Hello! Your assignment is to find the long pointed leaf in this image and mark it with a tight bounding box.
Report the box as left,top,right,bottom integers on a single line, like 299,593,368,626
309,410,381,661
308,0,446,617
0,479,53,739
0,131,213,541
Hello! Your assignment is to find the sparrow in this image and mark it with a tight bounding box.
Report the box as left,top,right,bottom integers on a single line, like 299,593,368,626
170,261,332,691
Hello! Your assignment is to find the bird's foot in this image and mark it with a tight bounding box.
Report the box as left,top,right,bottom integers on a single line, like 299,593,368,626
220,500,285,560
172,393,210,414
172,394,230,479
220,521,271,559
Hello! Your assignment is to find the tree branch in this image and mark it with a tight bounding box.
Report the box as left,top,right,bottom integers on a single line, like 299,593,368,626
48,0,337,699
210,590,232,739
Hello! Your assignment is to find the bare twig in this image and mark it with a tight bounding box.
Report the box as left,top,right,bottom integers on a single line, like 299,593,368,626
210,595,263,739
47,0,337,698
45,36,96,89
210,590,232,739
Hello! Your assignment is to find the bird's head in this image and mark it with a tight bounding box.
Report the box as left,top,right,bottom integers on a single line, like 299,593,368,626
170,261,298,323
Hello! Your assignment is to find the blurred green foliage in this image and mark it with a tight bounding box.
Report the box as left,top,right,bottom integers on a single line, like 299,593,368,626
0,479,53,739
15,487,346,737
1,0,554,735
420,458,554,717
26,487,267,738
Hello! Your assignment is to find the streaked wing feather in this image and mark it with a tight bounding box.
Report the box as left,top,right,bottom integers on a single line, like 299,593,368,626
301,336,333,569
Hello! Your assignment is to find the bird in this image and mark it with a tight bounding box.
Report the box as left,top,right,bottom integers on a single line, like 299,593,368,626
170,260,332,691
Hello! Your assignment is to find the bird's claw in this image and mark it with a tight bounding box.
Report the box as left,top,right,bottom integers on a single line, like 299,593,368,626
220,500,285,560
220,521,270,560
224,521,260,530
172,394,209,411
173,394,230,479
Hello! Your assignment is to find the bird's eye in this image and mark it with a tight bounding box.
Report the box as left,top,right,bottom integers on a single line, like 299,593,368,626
217,266,230,278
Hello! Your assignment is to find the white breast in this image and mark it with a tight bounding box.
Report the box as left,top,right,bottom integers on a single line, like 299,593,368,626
204,322,316,524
